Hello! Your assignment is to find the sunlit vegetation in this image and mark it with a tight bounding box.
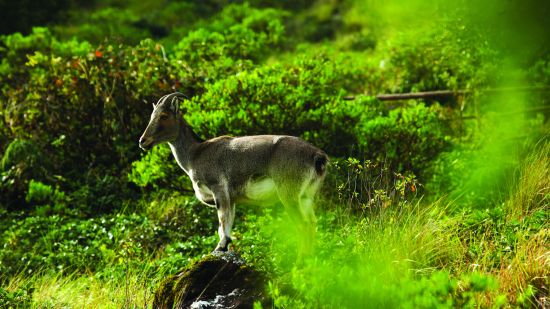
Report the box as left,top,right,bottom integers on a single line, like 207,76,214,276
0,0,548,307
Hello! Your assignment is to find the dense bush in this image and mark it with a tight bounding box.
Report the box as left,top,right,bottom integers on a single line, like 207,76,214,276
183,52,366,156
171,3,287,93
0,28,158,209
0,2,466,213
56,8,152,45
25,180,69,216
356,102,452,175
0,4,295,210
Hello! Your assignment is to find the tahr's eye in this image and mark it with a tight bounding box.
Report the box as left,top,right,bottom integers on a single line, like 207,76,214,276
160,114,168,120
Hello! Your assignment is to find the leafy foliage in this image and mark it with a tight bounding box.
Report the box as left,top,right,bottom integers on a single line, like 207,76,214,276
0,1,548,308
183,52,366,156
357,102,452,174
128,144,186,190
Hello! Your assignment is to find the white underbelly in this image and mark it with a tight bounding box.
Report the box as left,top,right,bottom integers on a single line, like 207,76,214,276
245,178,277,202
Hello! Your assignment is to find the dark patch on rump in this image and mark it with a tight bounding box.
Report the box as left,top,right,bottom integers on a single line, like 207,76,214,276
314,152,328,176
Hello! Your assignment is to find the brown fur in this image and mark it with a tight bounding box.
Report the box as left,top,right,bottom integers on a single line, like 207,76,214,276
139,93,328,252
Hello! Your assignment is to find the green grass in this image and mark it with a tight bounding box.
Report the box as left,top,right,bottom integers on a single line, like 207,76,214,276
1,142,548,308
0,140,550,308
1,208,545,308
30,142,550,307
3,267,152,308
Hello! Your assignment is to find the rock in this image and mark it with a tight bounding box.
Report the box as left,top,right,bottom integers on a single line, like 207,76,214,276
153,251,268,309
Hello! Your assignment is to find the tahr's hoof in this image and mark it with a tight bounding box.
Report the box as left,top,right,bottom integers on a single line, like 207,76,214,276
213,237,232,252
214,246,228,252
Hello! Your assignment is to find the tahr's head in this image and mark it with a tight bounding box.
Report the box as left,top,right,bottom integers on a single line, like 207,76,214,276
139,92,187,150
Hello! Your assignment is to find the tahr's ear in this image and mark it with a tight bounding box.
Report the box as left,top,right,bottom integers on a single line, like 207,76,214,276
170,96,180,114
152,102,157,109
169,92,189,114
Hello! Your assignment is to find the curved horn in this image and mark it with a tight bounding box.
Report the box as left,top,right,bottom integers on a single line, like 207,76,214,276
157,92,189,104
156,94,170,106
153,92,189,110
170,92,189,100
155,92,189,113
171,92,189,113
153,94,169,109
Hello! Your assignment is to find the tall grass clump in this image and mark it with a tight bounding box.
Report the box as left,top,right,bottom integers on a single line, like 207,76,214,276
497,140,549,305
238,198,486,308
2,266,153,308
506,140,550,219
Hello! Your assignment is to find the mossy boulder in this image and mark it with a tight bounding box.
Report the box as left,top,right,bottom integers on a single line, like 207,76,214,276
153,251,268,308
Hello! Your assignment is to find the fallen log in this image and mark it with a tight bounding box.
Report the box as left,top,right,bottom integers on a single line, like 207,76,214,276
342,86,550,102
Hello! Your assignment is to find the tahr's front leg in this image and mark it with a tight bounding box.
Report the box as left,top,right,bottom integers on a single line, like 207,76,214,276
213,189,235,252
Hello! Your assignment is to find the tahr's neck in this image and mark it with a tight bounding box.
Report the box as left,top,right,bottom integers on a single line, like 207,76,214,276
168,118,202,174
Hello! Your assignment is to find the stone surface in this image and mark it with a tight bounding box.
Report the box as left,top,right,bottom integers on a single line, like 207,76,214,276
153,251,268,309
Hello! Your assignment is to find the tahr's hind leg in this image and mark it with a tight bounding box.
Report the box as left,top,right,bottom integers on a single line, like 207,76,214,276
276,181,317,260
298,193,317,255
297,178,321,257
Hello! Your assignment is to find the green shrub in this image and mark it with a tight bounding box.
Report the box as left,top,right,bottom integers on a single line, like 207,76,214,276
26,180,56,205
24,179,70,217
456,204,547,271
0,191,219,279
397,271,499,309
1,139,45,173
128,144,190,191
356,102,452,175
0,29,175,208
182,52,366,156
69,174,135,214
324,157,419,212
193,3,287,44
54,8,151,45
171,4,287,88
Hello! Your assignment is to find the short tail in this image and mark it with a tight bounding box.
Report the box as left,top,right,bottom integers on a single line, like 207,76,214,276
314,152,329,176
